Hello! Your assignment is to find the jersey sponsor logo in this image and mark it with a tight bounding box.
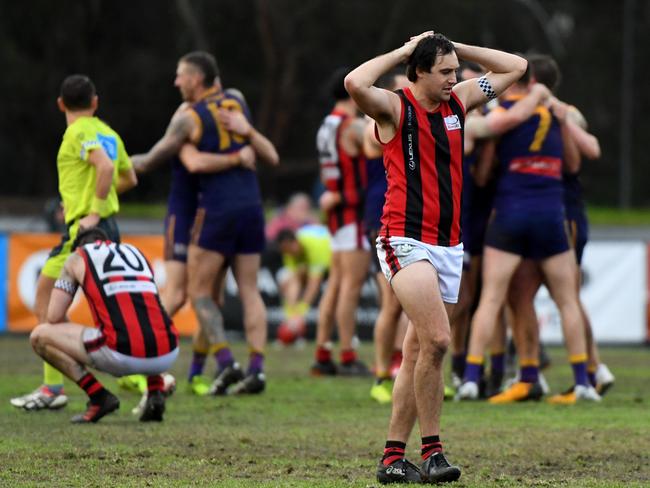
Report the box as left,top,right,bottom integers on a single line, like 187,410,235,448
103,280,158,296
406,105,416,170
97,133,118,161
444,114,461,131
509,156,562,179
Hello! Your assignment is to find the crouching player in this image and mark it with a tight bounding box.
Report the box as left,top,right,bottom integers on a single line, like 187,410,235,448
29,228,179,423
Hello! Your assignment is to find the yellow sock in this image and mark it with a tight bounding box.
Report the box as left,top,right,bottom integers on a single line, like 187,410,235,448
44,362,64,386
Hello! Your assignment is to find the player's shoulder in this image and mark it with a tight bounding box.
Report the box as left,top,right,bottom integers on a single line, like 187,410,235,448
224,87,247,103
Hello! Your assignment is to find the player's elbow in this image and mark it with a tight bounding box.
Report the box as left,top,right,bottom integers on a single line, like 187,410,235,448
344,74,362,98
514,57,528,78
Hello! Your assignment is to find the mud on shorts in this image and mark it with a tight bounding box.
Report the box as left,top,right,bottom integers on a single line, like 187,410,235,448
82,328,179,377
41,216,120,279
376,236,464,304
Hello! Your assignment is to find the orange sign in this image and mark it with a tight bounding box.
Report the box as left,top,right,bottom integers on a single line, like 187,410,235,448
8,233,198,335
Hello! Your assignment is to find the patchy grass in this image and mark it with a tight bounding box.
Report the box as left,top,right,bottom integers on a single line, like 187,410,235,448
0,335,649,487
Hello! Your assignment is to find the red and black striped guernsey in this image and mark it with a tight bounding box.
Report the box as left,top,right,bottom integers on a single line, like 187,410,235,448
316,110,367,234
379,87,465,246
78,241,178,358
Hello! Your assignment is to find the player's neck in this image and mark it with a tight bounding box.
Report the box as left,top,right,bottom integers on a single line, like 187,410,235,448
65,109,95,126
410,84,441,112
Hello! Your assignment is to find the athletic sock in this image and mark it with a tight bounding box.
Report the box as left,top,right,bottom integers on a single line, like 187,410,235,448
248,351,264,374
519,359,539,384
452,352,466,378
188,350,207,380
570,354,589,387
341,349,357,365
382,440,406,466
147,375,164,393
212,344,234,371
315,346,332,364
587,365,597,387
421,435,443,461
464,355,483,384
490,352,505,382
44,362,64,394
76,372,108,404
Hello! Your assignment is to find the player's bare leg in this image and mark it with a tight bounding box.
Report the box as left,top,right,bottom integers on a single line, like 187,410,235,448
30,323,119,423
311,252,340,375
458,247,521,400
336,249,371,375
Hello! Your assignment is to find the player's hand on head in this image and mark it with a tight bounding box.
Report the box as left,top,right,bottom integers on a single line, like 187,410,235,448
239,145,257,170
218,109,252,137
400,31,435,59
79,213,100,231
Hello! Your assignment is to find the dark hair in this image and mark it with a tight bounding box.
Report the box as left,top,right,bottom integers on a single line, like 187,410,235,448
60,74,96,111
406,33,455,82
527,54,561,93
276,228,297,245
329,67,350,101
180,51,219,87
376,69,406,90
72,227,109,251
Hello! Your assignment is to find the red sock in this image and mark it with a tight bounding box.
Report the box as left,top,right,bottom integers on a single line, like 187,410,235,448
316,346,331,363
341,349,357,365
382,440,406,466
421,435,442,460
147,375,164,393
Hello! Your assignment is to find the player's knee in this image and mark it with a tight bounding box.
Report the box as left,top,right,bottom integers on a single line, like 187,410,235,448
423,333,450,362
29,324,48,354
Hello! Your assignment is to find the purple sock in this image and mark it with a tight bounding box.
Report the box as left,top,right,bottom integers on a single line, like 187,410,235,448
572,361,589,387
520,365,539,383
464,362,482,384
491,353,505,377
588,371,597,387
215,347,234,371
452,353,466,377
188,351,207,380
248,352,264,374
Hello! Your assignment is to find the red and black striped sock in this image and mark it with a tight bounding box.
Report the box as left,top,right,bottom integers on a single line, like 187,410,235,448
147,375,164,393
382,440,406,466
76,372,108,404
421,435,442,461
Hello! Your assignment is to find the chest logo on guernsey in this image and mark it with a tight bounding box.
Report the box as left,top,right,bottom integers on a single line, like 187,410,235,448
444,114,461,131
406,106,416,170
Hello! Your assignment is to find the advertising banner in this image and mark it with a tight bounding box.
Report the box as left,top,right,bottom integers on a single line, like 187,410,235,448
7,234,199,335
537,241,647,344
0,234,7,332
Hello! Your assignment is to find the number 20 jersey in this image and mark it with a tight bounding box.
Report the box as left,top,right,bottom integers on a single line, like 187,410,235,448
78,241,178,358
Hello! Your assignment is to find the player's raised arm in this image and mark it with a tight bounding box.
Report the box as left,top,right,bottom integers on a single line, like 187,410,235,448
452,43,527,112
46,254,83,324
564,106,601,160
130,110,196,174
345,32,432,128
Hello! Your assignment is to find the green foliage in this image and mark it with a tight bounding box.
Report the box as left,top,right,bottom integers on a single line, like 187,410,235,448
1,336,649,486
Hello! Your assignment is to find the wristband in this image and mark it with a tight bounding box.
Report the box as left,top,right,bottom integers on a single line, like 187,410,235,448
90,196,109,215
54,279,78,296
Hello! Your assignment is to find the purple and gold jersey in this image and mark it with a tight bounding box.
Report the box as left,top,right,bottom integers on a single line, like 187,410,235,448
493,95,564,212
189,87,261,210
363,155,386,231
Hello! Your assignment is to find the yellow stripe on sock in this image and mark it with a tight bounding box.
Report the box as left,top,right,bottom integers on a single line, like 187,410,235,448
208,342,230,355
519,359,540,368
466,355,484,365
44,362,64,386
569,353,588,364
490,350,505,356
248,347,264,355
587,365,597,373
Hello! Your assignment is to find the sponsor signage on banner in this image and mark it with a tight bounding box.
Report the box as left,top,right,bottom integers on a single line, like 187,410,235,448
7,234,199,335
536,241,647,344
0,234,7,332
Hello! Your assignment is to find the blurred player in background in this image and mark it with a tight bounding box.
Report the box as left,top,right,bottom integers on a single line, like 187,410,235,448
11,74,137,411
176,51,279,395
312,67,370,377
266,192,318,241
346,31,527,483
29,228,178,423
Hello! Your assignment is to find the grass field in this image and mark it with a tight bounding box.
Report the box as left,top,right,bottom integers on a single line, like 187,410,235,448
1,335,649,487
